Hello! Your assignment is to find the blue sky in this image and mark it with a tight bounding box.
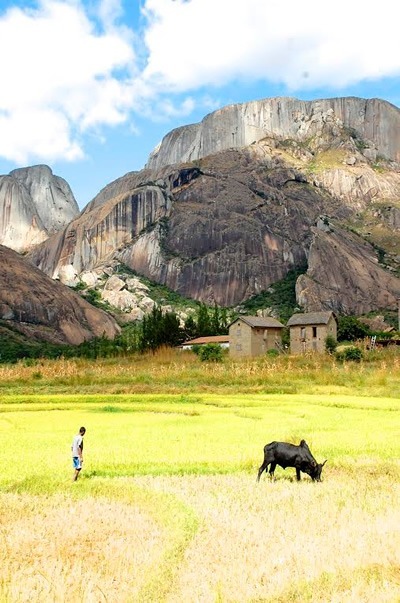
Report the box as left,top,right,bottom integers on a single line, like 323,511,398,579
0,0,399,209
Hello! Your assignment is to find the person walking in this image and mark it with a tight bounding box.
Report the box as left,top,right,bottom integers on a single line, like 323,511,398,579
71,426,86,481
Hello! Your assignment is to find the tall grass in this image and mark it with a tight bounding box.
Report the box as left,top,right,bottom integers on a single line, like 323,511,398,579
0,347,399,397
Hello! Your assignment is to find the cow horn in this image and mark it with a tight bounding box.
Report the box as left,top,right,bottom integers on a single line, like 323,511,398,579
321,460,327,466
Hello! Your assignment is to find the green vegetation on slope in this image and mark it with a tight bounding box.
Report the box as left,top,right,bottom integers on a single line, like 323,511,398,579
235,266,307,322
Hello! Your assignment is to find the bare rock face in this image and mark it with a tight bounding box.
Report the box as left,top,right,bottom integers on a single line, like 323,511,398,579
0,176,48,252
296,226,400,314
29,151,345,306
0,165,79,252
146,97,400,169
0,245,120,345
27,97,400,315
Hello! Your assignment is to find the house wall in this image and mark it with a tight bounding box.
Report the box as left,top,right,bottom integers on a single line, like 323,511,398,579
289,317,337,354
229,321,253,358
229,321,282,358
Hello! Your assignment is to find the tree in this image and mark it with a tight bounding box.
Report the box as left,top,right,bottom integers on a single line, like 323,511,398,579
139,306,185,351
337,316,371,342
196,304,212,336
183,315,197,340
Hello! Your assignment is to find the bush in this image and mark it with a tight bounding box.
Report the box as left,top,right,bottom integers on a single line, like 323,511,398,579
325,335,338,354
197,344,224,362
335,346,363,362
266,349,279,358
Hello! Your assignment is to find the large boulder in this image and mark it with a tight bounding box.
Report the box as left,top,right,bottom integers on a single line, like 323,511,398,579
0,245,120,345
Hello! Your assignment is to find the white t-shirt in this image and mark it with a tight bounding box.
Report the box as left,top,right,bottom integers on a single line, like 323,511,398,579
71,434,83,457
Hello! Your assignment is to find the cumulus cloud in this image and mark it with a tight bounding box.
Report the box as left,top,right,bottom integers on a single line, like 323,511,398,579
0,0,135,163
142,0,400,91
0,0,399,165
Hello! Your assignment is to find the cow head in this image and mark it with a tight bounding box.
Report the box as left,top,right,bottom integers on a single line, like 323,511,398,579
311,460,327,482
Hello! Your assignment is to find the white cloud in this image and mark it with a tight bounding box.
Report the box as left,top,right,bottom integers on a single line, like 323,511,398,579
141,0,400,91
0,0,135,163
0,0,399,166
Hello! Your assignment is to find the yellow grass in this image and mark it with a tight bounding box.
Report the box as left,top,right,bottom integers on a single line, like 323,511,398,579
1,350,400,601
0,493,163,602
1,474,399,602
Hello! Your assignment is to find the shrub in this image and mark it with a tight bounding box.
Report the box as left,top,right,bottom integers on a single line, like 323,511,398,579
266,349,279,358
197,344,224,362
335,346,363,362
325,335,338,354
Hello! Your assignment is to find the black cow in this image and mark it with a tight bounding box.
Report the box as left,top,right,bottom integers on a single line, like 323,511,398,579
257,440,326,482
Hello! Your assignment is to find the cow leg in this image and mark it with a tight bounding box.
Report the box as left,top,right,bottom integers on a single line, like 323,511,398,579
257,461,269,482
269,462,277,480
296,467,301,481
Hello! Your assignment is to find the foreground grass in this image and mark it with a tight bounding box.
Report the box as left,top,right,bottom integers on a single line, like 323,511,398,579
1,472,399,602
0,350,399,601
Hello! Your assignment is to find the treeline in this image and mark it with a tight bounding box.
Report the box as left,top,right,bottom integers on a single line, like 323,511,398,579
0,304,230,363
75,304,230,358
0,310,396,364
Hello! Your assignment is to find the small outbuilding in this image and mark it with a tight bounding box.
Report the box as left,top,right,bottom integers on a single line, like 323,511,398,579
180,335,230,350
228,316,285,358
286,311,338,354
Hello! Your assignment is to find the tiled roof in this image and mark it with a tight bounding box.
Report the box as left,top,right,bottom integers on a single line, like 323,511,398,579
229,316,284,328
286,311,337,326
181,335,230,346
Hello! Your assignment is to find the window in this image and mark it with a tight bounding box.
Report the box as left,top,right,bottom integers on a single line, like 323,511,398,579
301,327,306,340
312,326,317,338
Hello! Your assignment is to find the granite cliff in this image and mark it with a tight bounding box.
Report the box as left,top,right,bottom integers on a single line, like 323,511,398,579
0,165,79,252
146,97,400,168
27,96,400,315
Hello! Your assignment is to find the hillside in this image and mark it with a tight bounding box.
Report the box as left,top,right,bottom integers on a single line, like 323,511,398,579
0,245,120,346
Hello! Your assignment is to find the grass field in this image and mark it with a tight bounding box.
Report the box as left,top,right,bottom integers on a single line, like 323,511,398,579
0,349,400,602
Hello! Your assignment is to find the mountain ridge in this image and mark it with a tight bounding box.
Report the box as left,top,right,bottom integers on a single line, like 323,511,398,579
2,95,400,323
146,96,400,170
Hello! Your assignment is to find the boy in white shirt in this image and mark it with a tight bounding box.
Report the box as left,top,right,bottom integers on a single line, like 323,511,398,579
71,426,86,481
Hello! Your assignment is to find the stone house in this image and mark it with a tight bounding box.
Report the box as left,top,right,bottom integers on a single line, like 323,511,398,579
228,316,285,358
286,311,338,354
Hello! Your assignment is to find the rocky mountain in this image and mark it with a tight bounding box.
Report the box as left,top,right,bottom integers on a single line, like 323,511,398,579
0,165,79,252
0,245,120,345
26,96,400,316
146,97,400,168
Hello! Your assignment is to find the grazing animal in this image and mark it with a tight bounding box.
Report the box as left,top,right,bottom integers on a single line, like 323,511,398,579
257,439,326,482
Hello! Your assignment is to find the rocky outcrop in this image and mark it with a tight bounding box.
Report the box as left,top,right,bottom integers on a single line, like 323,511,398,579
146,97,400,169
0,165,79,252
0,245,120,345
296,224,400,314
26,97,400,315
28,175,172,278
